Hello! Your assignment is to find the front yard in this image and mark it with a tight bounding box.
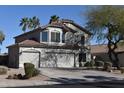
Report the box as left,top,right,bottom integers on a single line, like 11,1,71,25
0,67,124,87
0,68,53,87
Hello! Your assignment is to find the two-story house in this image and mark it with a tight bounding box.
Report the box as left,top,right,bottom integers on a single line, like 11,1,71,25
7,19,92,68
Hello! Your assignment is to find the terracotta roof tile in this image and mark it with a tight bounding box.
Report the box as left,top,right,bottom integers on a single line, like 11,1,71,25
19,39,41,46
7,39,80,50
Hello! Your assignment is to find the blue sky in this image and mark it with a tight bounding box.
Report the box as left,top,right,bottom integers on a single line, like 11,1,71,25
0,5,96,53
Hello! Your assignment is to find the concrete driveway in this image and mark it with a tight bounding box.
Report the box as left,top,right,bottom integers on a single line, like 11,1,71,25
39,68,124,84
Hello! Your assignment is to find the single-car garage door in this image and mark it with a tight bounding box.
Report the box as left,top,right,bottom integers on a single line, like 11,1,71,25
19,52,40,68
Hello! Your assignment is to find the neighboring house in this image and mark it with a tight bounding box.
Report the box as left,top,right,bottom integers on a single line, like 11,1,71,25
7,19,92,68
91,44,124,67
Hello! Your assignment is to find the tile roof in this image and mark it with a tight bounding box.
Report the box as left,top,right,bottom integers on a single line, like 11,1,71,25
19,39,42,46
61,19,92,35
7,39,80,50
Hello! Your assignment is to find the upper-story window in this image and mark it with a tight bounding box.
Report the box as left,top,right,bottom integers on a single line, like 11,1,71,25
62,33,65,43
42,32,48,42
51,32,60,42
81,36,85,45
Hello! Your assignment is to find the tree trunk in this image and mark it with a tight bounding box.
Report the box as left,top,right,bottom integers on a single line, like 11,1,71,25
107,25,121,69
107,36,120,69
113,51,120,69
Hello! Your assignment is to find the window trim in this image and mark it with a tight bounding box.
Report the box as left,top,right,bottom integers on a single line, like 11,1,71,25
51,32,60,42
41,31,48,42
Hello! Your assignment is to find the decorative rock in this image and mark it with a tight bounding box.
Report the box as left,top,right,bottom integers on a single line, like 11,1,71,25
6,75,13,79
7,74,24,79
13,74,18,79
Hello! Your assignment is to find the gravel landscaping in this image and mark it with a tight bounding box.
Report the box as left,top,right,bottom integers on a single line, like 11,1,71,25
0,68,55,87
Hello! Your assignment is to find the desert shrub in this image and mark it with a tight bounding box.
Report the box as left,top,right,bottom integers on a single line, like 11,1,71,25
6,75,13,79
95,61,104,67
120,67,124,74
24,63,35,79
33,68,40,76
103,62,112,72
0,66,7,75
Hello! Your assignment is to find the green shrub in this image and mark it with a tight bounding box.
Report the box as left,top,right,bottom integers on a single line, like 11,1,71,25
17,74,23,79
84,62,94,67
24,63,35,79
95,61,104,67
103,62,112,72
0,66,7,75
33,68,40,76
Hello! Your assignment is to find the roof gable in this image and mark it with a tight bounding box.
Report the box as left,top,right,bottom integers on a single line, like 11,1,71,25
14,19,92,39
62,20,92,35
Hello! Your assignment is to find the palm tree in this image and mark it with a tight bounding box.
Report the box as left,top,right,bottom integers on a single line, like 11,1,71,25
20,16,40,33
0,31,5,53
49,15,59,24
19,17,29,32
28,16,40,29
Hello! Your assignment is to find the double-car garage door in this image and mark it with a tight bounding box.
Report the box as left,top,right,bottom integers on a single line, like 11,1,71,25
40,53,75,68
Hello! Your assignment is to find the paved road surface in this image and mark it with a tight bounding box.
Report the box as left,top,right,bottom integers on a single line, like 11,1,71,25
38,68,124,87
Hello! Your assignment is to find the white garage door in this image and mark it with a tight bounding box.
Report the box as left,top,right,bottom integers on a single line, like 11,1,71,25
40,53,74,68
19,52,39,68
57,53,74,67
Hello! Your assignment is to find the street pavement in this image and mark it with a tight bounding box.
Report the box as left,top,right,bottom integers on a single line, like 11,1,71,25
39,68,124,87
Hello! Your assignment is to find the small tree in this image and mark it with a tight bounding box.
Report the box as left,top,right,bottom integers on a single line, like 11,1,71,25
85,6,124,69
0,31,5,53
